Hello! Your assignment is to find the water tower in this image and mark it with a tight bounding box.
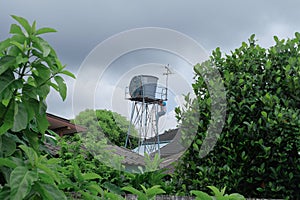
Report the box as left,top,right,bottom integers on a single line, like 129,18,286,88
125,67,171,156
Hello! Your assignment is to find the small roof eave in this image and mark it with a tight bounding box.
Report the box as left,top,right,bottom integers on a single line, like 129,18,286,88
47,113,86,136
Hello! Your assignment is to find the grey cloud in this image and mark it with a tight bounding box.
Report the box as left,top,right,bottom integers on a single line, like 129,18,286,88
1,0,300,119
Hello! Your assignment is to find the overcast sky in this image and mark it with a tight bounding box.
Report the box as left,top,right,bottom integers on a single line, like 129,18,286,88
1,0,300,131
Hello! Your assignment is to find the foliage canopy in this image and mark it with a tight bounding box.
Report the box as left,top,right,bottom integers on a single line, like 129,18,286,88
174,33,300,199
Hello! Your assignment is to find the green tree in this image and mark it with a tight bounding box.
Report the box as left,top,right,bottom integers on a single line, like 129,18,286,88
0,15,74,199
74,109,138,149
174,34,300,199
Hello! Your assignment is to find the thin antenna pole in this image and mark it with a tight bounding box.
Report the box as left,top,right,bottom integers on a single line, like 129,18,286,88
163,64,172,100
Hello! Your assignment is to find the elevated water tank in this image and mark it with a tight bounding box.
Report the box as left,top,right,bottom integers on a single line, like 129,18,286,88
129,75,158,99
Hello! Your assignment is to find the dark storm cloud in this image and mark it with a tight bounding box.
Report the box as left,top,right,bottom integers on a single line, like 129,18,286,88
1,0,299,66
1,0,300,118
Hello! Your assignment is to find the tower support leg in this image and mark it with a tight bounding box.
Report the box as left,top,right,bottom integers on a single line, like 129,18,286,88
125,102,135,148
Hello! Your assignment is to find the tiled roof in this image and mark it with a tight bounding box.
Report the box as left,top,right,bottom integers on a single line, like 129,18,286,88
144,128,178,144
44,142,61,155
158,130,186,158
45,142,146,167
47,113,86,136
106,145,145,166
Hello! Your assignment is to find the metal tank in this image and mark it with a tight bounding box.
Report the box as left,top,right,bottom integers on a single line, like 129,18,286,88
129,75,158,100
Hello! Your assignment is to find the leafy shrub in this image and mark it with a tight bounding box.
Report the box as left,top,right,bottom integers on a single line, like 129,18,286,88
0,15,74,199
174,34,300,199
57,134,129,198
58,134,174,198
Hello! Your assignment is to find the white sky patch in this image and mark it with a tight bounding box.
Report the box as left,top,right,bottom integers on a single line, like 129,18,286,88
157,110,178,132
258,22,297,48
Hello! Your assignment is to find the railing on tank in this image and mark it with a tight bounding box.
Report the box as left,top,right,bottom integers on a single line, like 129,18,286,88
125,85,167,102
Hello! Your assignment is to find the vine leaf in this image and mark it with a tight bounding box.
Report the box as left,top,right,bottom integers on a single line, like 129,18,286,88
9,166,38,200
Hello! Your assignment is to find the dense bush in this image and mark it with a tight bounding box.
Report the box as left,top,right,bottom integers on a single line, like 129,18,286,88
57,134,175,198
174,34,300,199
74,109,138,149
56,134,126,199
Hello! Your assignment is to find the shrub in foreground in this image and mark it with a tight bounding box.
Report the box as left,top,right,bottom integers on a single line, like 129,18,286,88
174,34,300,199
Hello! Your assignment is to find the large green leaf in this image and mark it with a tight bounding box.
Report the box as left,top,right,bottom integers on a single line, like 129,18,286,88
0,158,17,169
36,84,50,98
32,182,67,200
36,27,57,35
7,45,22,57
22,84,38,100
25,100,48,134
0,187,10,200
0,55,15,76
10,34,27,45
122,186,147,200
144,185,166,198
54,75,67,100
11,15,31,36
32,36,51,57
86,183,103,195
228,193,246,200
15,54,28,65
5,131,26,145
1,134,17,157
12,103,28,132
24,129,39,152
38,172,55,185
0,71,15,101
79,190,99,200
19,145,38,167
36,113,49,134
104,192,125,200
10,41,24,52
73,163,83,182
34,63,51,81
60,69,76,79
0,38,12,52
82,172,102,180
190,190,212,200
103,182,123,195
31,21,36,34
0,102,14,135
23,100,39,132
36,162,60,184
9,166,38,200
